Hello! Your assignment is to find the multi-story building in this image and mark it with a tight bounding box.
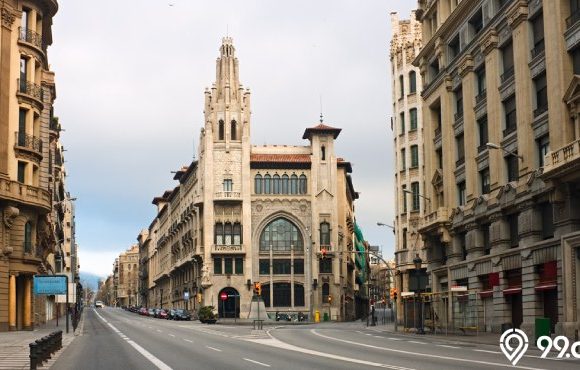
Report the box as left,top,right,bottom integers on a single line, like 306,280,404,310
114,245,139,307
0,0,70,332
389,11,427,324
140,37,361,321
137,229,149,307
414,0,580,339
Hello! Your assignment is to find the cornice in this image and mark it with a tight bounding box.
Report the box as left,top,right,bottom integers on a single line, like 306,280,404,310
480,28,498,56
506,0,529,30
1,6,16,29
458,54,474,78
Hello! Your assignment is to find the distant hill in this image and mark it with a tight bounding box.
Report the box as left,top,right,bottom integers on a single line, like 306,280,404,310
79,271,104,291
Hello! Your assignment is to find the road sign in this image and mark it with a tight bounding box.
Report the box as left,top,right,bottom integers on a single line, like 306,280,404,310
184,291,190,300
34,275,67,295
220,292,228,301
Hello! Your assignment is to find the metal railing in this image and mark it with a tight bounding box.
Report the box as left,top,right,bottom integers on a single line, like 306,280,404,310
29,330,62,370
531,40,545,59
15,131,43,153
503,124,517,137
18,27,43,49
500,66,514,84
567,9,580,28
17,79,43,101
475,90,487,104
533,105,548,118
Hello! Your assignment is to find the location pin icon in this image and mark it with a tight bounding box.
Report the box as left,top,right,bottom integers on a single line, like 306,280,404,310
500,328,529,366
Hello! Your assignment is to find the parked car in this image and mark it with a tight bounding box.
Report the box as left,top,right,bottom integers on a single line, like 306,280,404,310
166,309,176,320
148,308,156,317
154,308,164,318
172,309,191,321
95,301,104,308
139,307,149,316
159,309,168,319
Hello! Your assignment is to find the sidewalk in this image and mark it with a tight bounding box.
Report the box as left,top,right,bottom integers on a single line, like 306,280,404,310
0,315,82,370
367,323,501,346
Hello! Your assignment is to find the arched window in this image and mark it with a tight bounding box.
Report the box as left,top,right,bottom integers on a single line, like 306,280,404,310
321,146,326,161
260,218,303,251
215,222,224,244
224,222,232,245
281,174,289,194
409,71,417,94
233,222,242,245
294,283,305,306
264,174,271,194
322,283,330,303
273,174,280,194
231,120,237,140
24,221,32,253
320,222,330,246
290,174,298,194
218,120,225,140
255,174,263,194
299,175,307,194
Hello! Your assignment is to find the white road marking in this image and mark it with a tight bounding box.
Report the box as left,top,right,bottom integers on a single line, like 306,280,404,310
387,338,402,341
206,346,222,352
94,310,172,370
243,358,271,367
168,334,175,338
183,339,193,343
437,345,460,349
156,329,162,333
408,341,426,345
310,329,545,370
474,349,501,354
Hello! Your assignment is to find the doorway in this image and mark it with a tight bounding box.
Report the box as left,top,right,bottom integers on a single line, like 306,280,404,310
218,287,240,318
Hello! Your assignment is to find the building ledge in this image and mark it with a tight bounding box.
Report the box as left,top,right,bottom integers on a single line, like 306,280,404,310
0,179,51,212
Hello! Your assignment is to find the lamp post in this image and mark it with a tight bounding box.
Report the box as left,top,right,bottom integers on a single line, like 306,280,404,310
413,254,425,334
486,142,524,160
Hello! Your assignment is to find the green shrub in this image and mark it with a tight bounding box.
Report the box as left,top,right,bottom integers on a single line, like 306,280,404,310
198,306,216,322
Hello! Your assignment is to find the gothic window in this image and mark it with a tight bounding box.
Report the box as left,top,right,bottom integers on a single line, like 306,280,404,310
259,218,303,251
224,222,232,245
215,223,224,244
233,222,242,245
320,222,330,246
273,174,280,194
255,174,263,194
231,120,237,140
322,283,330,303
218,120,225,140
24,221,32,253
223,179,233,192
281,174,289,194
321,146,326,161
264,174,271,194
290,174,298,194
299,175,307,194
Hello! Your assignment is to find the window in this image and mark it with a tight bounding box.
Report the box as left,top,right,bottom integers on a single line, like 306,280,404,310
501,41,514,82
503,95,517,136
319,258,332,273
255,174,263,194
282,174,289,194
273,259,291,274
294,284,305,306
322,283,330,303
508,213,519,248
299,175,307,194
290,174,298,194
273,283,291,307
537,135,549,167
454,86,463,119
400,112,405,134
259,259,270,275
531,12,544,57
402,228,407,249
506,153,519,182
21,8,29,31
321,146,326,161
410,145,419,168
477,116,488,152
399,75,404,98
259,218,303,251
411,182,420,211
18,161,26,183
273,174,280,194
409,108,418,130
468,8,483,36
573,47,580,74
457,181,466,206
409,71,416,94
264,174,271,194
20,57,27,86
18,109,26,146
224,257,233,274
480,168,490,194
214,257,222,274
223,179,233,192
24,221,32,253
224,222,232,245
218,120,225,140
262,283,271,307
540,203,554,239
401,149,406,170
402,184,407,213
233,222,242,245
294,259,304,274
482,224,491,255
476,67,486,98
230,120,237,140
320,222,331,246
456,134,465,166
534,72,548,116
459,232,467,261
436,148,443,169
448,34,460,60
429,58,440,80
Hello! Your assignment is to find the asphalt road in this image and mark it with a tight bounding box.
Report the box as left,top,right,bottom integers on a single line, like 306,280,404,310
52,308,580,370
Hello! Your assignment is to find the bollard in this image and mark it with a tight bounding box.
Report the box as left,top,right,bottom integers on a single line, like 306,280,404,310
35,339,44,364
44,335,52,360
56,330,62,350
29,342,38,370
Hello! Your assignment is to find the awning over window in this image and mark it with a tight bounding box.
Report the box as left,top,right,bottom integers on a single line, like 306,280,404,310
503,287,522,295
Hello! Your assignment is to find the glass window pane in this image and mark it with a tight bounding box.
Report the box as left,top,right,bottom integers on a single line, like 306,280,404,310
224,257,233,274
259,259,270,275
235,257,243,274
214,257,222,274
294,259,304,274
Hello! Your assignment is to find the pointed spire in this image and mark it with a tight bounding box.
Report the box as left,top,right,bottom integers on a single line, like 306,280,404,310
215,37,240,102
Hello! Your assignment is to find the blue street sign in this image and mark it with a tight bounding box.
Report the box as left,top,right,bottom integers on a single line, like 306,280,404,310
184,291,190,300
33,275,67,295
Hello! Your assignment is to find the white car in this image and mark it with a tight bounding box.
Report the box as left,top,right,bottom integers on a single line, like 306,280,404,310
95,301,104,308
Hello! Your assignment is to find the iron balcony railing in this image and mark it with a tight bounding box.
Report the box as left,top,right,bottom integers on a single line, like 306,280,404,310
533,105,548,118
500,66,514,84
17,79,43,101
567,9,580,28
503,124,517,137
18,27,43,49
475,89,487,104
531,40,545,59
15,131,42,153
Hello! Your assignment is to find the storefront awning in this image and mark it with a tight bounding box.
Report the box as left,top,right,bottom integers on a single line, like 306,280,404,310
478,290,493,298
503,287,522,295
534,283,557,291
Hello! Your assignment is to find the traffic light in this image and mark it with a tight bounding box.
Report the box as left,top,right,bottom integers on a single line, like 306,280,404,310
327,294,332,304
390,288,398,300
321,248,327,259
254,282,262,296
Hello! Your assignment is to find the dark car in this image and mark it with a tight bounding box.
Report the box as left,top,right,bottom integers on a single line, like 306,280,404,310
166,309,176,320
172,309,191,321
148,308,156,317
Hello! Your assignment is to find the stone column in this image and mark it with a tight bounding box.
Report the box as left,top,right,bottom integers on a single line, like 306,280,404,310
447,231,462,265
9,274,16,330
492,269,511,333
490,212,509,254
23,276,31,330
465,222,484,259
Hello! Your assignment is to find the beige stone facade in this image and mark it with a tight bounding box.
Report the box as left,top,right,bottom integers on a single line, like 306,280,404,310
414,0,580,339
389,11,427,323
114,245,139,307
0,0,71,332
139,38,361,321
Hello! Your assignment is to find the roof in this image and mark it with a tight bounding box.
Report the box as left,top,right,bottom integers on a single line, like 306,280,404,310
302,123,342,140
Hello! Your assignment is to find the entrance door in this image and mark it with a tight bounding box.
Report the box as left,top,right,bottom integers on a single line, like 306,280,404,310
508,294,523,328
543,290,558,333
218,288,240,318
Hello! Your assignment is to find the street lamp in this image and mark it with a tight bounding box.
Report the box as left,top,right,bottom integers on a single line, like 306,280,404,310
377,222,395,234
486,142,523,161
403,189,431,203
412,254,425,334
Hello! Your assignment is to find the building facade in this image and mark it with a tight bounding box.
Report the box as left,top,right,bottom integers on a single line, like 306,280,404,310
139,38,361,321
389,11,427,324
0,0,74,332
414,0,580,339
115,245,139,307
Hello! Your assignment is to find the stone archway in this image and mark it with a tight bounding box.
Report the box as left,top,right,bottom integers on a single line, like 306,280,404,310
217,287,240,318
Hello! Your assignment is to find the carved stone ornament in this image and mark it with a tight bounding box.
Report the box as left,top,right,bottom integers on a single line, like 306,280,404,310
1,7,15,29
458,55,474,78
3,206,19,229
480,29,498,56
507,2,529,30
491,256,501,266
201,264,212,288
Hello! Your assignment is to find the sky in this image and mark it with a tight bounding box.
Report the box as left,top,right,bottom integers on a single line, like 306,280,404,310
50,0,417,278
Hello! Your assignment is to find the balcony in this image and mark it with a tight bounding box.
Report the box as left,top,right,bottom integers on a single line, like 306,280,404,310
0,178,51,212
533,105,548,118
14,131,42,153
567,9,580,29
17,79,43,104
419,207,449,234
531,40,545,59
455,157,465,167
214,191,241,201
211,244,245,254
542,139,580,181
18,27,43,50
475,90,487,105
500,66,514,84
454,111,463,123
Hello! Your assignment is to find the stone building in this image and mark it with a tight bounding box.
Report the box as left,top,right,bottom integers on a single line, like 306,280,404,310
389,11,427,324
140,37,360,321
0,0,72,332
114,245,139,307
414,0,580,339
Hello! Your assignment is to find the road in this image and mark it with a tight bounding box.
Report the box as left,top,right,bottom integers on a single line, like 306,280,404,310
52,308,579,370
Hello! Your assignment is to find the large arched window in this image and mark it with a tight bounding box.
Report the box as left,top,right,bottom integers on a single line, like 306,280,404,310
281,174,289,194
260,218,303,251
290,174,298,194
299,175,307,194
218,120,225,140
231,120,237,140
24,221,32,253
255,174,263,194
273,174,280,194
264,174,271,194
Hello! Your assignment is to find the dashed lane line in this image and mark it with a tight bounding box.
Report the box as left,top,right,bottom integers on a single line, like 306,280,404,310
408,341,426,345
243,358,271,367
183,339,193,343
437,345,461,349
206,346,222,352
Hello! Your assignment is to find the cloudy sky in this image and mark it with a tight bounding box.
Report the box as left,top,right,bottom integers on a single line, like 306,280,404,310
50,0,416,277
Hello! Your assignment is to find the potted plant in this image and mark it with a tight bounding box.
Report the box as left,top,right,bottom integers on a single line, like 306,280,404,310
198,306,217,324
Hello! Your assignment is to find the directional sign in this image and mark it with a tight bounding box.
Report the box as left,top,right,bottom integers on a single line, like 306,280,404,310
34,275,67,295
220,292,228,301
184,291,190,300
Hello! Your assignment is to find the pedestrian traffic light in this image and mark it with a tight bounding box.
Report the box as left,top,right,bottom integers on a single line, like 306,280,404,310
327,294,332,303
254,282,262,296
